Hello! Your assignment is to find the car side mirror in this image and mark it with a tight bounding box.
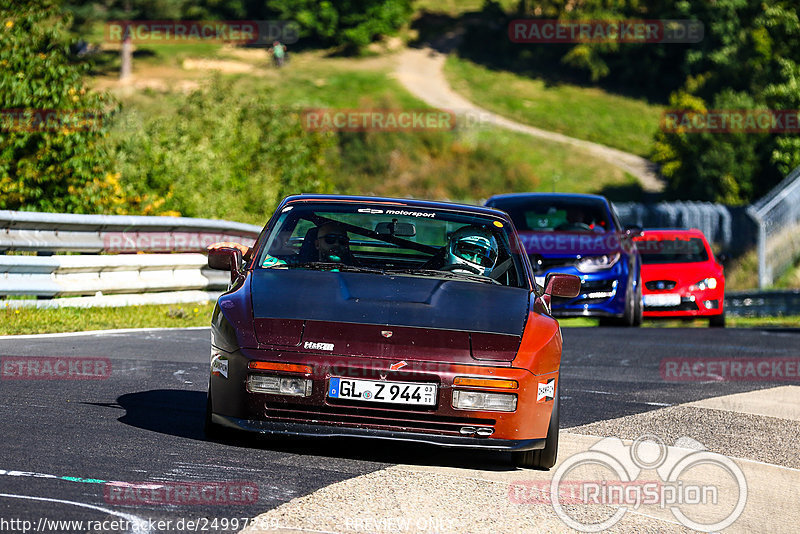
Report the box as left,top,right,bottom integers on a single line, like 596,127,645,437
207,243,245,282
544,273,581,298
717,252,729,264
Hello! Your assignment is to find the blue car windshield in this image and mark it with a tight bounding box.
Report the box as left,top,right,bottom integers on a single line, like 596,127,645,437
491,198,614,233
255,202,529,288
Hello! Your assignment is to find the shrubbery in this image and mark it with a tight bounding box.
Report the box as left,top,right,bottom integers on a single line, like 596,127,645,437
0,0,126,213
109,78,337,224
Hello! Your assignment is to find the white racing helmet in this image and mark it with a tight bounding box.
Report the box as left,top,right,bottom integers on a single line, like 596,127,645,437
446,226,499,276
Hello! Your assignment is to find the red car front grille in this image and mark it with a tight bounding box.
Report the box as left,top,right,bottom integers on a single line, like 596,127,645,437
262,404,496,435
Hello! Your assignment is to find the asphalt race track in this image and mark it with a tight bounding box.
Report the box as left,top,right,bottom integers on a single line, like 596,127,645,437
0,326,797,533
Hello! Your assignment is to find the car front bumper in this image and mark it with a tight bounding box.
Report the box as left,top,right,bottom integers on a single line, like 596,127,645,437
538,266,629,318
643,289,724,318
208,348,558,449
214,415,547,451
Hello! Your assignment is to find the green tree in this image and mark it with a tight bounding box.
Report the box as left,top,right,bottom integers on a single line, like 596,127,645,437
654,0,800,202
0,0,125,213
109,78,336,224
266,0,413,51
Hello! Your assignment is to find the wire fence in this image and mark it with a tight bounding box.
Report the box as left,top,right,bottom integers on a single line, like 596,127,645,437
747,165,800,288
612,201,756,255
613,164,800,289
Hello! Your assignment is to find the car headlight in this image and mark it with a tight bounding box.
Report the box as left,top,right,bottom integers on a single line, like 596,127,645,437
452,390,517,412
575,253,620,273
247,374,313,396
689,277,718,291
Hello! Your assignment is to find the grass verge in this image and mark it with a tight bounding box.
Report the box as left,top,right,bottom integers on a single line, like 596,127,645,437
0,302,215,336
443,55,663,158
559,316,800,328
1,302,795,335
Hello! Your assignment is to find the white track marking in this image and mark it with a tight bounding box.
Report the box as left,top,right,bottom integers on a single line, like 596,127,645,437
0,493,151,534
0,326,209,340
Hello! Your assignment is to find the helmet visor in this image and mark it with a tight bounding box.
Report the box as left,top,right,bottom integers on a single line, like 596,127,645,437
454,240,497,268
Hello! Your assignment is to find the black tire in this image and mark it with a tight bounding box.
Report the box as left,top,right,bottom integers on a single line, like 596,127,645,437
600,275,637,327
512,389,559,469
631,273,643,327
709,312,726,328
204,389,224,440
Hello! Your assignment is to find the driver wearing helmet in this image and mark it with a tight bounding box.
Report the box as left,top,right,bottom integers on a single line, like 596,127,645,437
444,225,499,276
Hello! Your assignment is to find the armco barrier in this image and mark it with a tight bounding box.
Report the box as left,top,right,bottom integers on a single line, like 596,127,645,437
0,210,261,253
0,211,261,307
725,290,800,318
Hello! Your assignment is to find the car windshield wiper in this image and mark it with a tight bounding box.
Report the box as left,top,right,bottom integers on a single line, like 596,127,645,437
285,262,388,275
389,268,500,285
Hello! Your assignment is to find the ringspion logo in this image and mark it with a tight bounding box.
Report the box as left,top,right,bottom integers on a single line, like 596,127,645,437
536,435,747,532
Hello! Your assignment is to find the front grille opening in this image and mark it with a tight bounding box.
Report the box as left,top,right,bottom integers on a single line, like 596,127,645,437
261,404,496,434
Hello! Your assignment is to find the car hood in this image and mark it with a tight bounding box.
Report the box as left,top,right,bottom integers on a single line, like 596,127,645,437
248,269,530,362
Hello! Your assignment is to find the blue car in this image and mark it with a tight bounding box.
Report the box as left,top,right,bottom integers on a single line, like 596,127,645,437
485,193,642,326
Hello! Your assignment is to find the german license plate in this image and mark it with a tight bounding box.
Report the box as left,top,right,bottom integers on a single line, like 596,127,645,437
328,377,437,406
644,293,681,307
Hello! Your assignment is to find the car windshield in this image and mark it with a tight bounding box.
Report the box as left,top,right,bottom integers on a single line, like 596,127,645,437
491,198,613,233
638,237,710,264
256,202,528,288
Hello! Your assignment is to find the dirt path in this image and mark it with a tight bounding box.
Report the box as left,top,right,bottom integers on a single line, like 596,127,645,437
393,47,664,192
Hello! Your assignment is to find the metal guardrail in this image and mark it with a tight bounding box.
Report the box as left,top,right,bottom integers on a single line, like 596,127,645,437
0,210,261,253
724,290,800,318
0,211,262,307
0,254,229,297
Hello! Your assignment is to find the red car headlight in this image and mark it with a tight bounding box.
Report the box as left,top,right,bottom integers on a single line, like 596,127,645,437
689,277,718,291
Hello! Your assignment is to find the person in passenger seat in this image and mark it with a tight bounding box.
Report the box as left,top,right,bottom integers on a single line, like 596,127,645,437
315,222,356,264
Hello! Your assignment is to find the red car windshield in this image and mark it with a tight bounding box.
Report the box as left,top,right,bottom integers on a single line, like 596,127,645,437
638,237,710,264
255,202,529,288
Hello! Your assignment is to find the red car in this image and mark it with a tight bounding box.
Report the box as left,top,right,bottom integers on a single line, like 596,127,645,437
635,229,725,327
205,195,581,469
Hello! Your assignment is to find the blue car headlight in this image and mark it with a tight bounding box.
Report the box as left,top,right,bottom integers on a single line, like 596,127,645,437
575,253,620,273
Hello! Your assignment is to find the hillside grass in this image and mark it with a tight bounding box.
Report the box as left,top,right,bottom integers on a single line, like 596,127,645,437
97,45,640,225
413,0,517,15
443,56,663,158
